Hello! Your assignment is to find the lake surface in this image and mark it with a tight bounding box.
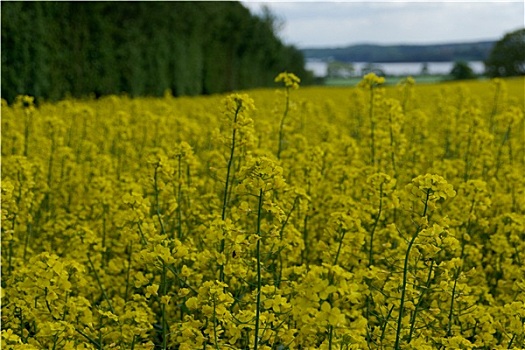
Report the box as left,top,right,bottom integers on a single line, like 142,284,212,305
306,60,486,77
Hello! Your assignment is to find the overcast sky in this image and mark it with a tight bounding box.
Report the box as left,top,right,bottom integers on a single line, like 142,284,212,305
240,1,524,48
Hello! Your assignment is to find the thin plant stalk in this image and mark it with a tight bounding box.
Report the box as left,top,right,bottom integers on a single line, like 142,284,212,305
276,195,299,287
489,81,501,132
124,243,133,303
365,183,383,346
407,259,434,342
213,295,220,350
75,328,101,348
463,124,473,182
388,113,397,176
447,268,460,337
177,154,183,240
160,263,168,350
87,255,115,314
219,102,242,283
153,164,166,235
23,109,32,157
494,123,513,178
327,226,346,350
369,183,384,266
394,189,430,350
277,86,290,159
23,223,32,262
254,189,264,350
369,86,376,166
328,326,334,350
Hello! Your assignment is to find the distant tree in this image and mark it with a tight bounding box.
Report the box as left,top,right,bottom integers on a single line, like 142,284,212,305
327,61,355,78
260,5,284,35
450,61,476,80
1,2,311,103
361,63,385,77
485,28,525,77
420,62,429,75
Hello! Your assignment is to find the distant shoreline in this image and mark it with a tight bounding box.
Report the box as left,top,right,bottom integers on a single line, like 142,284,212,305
302,40,495,64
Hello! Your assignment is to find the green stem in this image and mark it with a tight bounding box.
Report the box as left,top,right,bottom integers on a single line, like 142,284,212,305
153,164,166,235
277,87,290,159
98,313,103,349
369,87,376,166
124,243,133,303
447,269,460,337
7,239,13,276
23,223,32,262
302,179,311,267
379,305,395,345
407,259,434,342
394,229,419,350
394,189,430,350
75,328,101,348
302,214,309,266
279,196,299,240
489,82,500,132
102,205,108,268
389,113,397,176
369,183,383,266
254,189,264,350
401,82,410,114
494,124,512,178
276,196,299,287
463,124,473,182
41,130,56,218
137,222,148,246
333,227,346,267
87,254,115,314
365,296,373,349
213,295,220,350
177,154,183,240
328,325,333,350
219,103,242,283
131,335,136,350
445,205,474,338
507,333,515,349
23,110,32,157
325,225,347,349
161,263,168,350
163,261,198,295
52,332,60,350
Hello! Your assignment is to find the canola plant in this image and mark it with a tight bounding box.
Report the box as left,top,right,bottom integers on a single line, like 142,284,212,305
1,74,524,349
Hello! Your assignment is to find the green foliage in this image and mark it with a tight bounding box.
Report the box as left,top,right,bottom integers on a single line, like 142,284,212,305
1,2,313,103
485,28,525,77
450,61,476,80
327,61,355,78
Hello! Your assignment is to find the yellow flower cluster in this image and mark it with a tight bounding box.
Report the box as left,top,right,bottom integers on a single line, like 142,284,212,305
274,72,301,90
2,74,524,349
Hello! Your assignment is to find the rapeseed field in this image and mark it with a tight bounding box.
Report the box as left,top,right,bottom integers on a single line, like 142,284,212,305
2,74,524,349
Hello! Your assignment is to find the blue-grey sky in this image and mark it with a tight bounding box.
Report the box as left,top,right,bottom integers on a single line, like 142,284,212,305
240,1,524,48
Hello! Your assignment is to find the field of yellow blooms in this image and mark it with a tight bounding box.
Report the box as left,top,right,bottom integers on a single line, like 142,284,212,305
2,74,524,350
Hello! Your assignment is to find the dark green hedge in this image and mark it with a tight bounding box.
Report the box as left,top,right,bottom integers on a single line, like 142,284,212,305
1,1,312,103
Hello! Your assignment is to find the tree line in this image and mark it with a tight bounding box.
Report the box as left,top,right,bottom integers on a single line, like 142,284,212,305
1,2,312,103
302,42,495,64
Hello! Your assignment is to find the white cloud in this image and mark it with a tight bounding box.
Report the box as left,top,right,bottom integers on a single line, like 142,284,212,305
241,1,525,47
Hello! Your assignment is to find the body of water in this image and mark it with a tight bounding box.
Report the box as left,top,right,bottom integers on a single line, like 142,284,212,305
306,60,486,77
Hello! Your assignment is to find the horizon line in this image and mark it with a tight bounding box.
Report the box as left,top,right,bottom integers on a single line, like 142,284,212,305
298,38,499,50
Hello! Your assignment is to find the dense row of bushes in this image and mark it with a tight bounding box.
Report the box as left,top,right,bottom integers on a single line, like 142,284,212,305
1,2,312,103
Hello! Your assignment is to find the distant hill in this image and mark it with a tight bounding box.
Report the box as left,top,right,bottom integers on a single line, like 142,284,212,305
302,41,495,63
